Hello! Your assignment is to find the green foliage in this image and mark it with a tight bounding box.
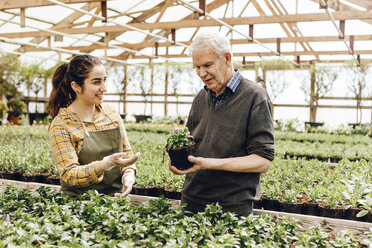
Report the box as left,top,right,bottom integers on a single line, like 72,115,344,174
301,65,338,105
274,118,302,132
0,125,371,214
0,53,22,100
0,100,8,119
0,186,368,247
7,98,26,117
165,127,194,151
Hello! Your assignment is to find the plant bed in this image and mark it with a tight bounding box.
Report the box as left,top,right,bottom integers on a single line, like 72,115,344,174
165,127,195,170
0,186,371,247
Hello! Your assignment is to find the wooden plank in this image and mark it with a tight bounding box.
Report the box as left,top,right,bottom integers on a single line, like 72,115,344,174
0,179,61,193
1,179,371,240
255,209,372,241
1,10,371,39
18,34,372,51
0,0,104,10
20,8,26,28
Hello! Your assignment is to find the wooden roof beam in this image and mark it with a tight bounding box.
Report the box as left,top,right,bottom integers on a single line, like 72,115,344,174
123,49,372,59
19,34,372,52
310,0,372,25
115,0,229,60
1,9,370,39
0,0,106,10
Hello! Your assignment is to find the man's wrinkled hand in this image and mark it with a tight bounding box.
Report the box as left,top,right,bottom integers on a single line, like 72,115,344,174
168,155,203,175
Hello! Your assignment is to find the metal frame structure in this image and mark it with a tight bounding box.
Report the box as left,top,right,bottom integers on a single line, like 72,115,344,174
0,0,371,123
0,0,371,66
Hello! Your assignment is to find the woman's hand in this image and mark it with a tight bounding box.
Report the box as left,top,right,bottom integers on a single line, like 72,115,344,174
115,170,135,198
101,152,140,171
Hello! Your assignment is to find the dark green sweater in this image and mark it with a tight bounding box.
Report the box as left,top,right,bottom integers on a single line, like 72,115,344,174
183,77,275,215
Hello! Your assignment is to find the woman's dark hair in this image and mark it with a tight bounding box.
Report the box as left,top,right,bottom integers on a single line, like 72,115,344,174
48,54,102,118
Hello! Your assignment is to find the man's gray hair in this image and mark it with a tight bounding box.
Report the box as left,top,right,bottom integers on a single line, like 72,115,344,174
189,31,233,58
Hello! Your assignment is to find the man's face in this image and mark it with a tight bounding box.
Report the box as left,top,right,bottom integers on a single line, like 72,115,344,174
192,46,231,95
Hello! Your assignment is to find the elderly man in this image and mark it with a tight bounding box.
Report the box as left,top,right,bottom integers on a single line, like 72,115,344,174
168,31,275,216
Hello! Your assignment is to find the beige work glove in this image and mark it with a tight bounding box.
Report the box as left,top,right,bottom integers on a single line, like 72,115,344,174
101,152,140,171
114,170,136,198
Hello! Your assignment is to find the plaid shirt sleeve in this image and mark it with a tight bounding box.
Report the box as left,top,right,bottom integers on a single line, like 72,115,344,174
49,117,103,188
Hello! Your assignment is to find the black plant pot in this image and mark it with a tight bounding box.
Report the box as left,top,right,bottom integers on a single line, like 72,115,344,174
167,144,194,170
305,121,324,127
46,176,60,185
36,173,50,184
21,174,42,183
0,171,17,180
134,115,152,123
348,123,361,129
164,189,181,200
319,206,345,219
261,198,279,211
303,202,321,216
278,202,304,214
133,186,158,197
344,207,371,222
253,199,263,209
28,113,49,125
0,171,22,181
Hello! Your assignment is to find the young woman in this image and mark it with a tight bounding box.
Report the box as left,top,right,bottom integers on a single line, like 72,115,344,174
48,54,139,197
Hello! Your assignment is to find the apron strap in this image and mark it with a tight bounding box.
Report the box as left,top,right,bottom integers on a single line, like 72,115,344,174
98,104,117,127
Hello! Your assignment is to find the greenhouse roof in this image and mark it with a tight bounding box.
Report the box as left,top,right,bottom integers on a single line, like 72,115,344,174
0,0,371,67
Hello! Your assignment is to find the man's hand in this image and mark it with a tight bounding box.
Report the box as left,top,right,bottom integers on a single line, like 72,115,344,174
101,152,140,171
114,170,135,198
168,155,204,174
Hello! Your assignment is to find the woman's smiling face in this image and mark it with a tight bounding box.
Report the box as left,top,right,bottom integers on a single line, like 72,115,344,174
76,64,107,105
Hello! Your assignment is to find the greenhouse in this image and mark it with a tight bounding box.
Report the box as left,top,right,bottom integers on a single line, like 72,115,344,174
0,0,371,247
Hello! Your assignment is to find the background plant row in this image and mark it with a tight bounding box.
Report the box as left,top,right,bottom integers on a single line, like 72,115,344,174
0,125,371,214
0,186,370,247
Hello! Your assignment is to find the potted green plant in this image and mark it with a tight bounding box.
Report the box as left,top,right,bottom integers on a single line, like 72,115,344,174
165,127,195,170
7,98,26,125
0,101,8,124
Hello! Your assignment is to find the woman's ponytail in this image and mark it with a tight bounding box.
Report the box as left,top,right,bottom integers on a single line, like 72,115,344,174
48,63,74,118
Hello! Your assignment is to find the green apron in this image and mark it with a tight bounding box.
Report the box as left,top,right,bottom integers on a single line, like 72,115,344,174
61,126,123,196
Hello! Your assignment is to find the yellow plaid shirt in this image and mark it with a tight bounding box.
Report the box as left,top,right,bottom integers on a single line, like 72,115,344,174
49,104,135,188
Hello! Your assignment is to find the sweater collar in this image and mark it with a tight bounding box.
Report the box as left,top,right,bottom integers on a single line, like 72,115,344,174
204,69,241,94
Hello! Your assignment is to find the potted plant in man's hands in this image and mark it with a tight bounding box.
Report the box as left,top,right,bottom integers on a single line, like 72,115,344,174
165,127,195,170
